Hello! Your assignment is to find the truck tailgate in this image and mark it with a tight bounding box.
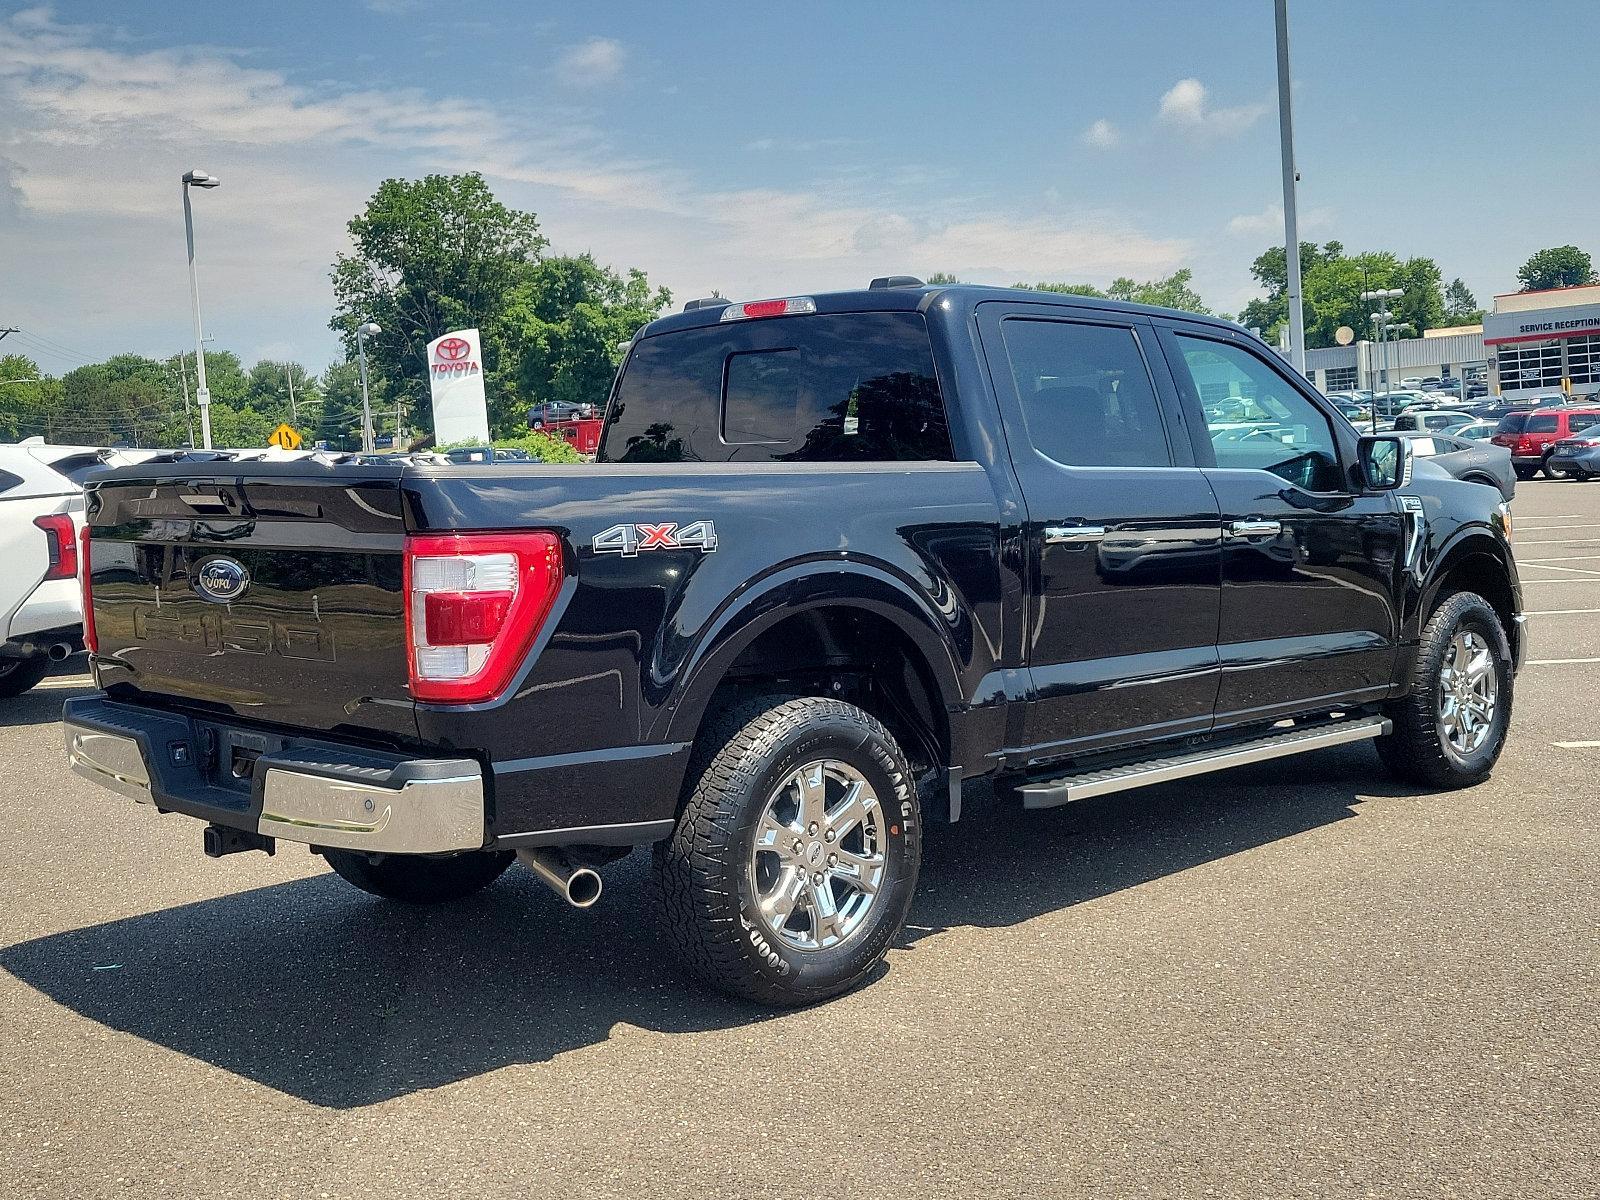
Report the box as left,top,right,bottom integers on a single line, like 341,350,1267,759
86,464,416,743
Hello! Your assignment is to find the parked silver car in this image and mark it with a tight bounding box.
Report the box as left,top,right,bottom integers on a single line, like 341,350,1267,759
1401,432,1516,502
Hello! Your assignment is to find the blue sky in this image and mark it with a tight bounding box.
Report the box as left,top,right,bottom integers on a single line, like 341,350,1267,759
2,1,1596,374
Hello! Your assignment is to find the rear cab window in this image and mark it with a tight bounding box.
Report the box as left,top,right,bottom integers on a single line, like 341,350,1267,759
599,311,951,463
1525,414,1560,434
1495,414,1528,434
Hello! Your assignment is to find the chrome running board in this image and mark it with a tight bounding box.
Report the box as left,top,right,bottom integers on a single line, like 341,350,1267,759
1019,716,1392,809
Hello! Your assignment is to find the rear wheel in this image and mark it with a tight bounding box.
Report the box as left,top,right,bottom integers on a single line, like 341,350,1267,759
0,656,50,698
1514,464,1537,482
653,695,921,1007
1540,453,1559,479
322,848,514,903
1377,591,1512,789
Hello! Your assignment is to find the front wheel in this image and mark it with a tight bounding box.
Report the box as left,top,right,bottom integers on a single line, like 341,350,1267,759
323,848,514,903
653,695,921,1006
1377,591,1512,789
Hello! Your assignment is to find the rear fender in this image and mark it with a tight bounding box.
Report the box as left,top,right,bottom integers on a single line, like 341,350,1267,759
655,560,965,752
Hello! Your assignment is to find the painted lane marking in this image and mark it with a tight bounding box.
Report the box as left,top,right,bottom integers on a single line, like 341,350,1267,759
1518,562,1600,577
1527,608,1600,615
1527,657,1600,665
1552,740,1600,748
1518,554,1600,563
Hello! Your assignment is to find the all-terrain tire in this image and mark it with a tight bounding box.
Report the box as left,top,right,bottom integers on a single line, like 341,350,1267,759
1376,591,1513,789
0,656,51,698
653,694,921,1007
323,848,514,903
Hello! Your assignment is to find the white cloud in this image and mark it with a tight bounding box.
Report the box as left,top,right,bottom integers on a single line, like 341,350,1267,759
0,10,1192,367
1158,78,1269,140
552,37,625,88
1225,202,1335,238
1081,118,1119,150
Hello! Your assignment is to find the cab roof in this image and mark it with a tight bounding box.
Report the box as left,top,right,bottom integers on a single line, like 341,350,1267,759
642,283,1249,340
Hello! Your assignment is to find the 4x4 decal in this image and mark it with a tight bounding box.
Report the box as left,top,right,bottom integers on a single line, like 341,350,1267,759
592,520,718,557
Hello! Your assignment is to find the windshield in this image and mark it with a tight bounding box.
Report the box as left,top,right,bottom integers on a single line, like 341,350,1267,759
1495,414,1528,434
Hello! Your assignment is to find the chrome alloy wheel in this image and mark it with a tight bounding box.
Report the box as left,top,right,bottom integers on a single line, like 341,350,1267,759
748,760,887,952
1439,629,1498,756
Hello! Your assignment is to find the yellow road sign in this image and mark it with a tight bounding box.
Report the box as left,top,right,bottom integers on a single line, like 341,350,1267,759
268,423,302,450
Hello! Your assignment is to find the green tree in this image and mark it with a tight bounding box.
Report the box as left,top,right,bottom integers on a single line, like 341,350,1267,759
1106,269,1211,313
330,173,547,437
316,360,379,451
1241,241,1446,348
0,354,57,441
1015,281,1107,296
246,360,322,432
505,254,670,433
1443,279,1485,325
925,271,961,284
1517,245,1595,291
1013,270,1212,312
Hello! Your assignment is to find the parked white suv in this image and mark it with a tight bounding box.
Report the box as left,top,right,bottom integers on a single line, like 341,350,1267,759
0,441,125,696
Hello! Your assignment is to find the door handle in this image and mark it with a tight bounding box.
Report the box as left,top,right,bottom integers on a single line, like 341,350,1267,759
1044,525,1107,546
1228,519,1282,537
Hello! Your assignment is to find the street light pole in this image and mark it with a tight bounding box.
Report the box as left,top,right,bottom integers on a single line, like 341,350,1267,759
181,169,221,450
355,322,381,453
1361,287,1403,432
1274,0,1307,376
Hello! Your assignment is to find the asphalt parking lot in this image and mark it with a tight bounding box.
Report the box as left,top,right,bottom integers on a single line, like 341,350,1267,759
3,480,1597,1200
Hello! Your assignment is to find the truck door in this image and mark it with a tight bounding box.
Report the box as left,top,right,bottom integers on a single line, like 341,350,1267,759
976,304,1223,762
1153,324,1403,727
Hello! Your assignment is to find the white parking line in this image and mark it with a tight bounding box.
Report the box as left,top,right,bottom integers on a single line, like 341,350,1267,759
1552,740,1600,748
1527,608,1600,615
1516,537,1600,545
1518,554,1600,563
1517,515,1597,523
1524,579,1600,585
1529,658,1600,666
1518,563,1600,577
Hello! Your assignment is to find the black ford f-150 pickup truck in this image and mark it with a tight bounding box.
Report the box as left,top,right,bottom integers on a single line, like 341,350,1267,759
65,282,1524,1006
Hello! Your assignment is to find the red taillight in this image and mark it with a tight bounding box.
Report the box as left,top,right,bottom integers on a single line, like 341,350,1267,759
34,513,77,581
79,526,96,653
403,531,564,704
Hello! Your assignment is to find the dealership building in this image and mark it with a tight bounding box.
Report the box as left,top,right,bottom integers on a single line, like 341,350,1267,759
1302,282,1600,401
1482,283,1600,401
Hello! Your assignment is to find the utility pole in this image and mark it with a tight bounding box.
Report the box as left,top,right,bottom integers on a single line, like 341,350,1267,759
1274,0,1307,376
285,364,297,423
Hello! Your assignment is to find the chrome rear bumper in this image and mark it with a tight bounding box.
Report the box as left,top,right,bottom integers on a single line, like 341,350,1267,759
64,697,485,855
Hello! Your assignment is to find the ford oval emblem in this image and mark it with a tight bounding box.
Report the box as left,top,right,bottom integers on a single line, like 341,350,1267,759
194,557,250,604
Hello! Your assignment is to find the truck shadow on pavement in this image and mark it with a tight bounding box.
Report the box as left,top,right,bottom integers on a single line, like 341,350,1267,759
0,669,96,729
2,745,1416,1109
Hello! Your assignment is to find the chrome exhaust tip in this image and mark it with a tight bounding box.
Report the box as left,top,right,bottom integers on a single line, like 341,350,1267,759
516,847,603,909
46,642,73,662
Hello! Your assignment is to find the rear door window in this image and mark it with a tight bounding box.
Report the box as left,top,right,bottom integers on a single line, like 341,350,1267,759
1525,414,1560,433
996,319,1172,467
600,311,951,463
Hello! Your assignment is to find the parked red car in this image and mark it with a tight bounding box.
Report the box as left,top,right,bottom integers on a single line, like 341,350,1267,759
1492,408,1600,480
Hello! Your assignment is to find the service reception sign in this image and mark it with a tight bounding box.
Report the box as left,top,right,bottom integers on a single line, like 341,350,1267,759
426,328,492,445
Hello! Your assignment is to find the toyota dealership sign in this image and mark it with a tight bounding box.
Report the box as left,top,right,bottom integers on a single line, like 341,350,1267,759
425,328,491,445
